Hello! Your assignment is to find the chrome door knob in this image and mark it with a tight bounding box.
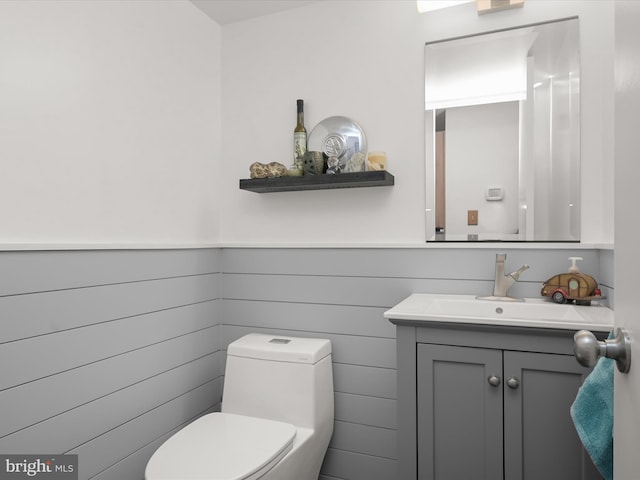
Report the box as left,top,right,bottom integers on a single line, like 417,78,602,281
574,328,631,373
506,377,520,389
488,375,501,387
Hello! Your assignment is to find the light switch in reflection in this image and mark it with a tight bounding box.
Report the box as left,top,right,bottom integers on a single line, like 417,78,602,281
468,210,478,225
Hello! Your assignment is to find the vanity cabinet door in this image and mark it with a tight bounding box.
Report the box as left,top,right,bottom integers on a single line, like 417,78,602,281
416,345,601,480
417,344,503,480
503,351,602,480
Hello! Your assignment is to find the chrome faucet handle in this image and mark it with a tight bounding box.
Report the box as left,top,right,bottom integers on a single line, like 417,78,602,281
510,264,530,279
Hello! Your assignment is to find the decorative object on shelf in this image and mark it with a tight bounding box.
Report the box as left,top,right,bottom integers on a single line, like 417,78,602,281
326,155,341,174
343,152,366,173
367,151,387,171
302,151,325,175
308,116,367,174
293,99,307,170
287,164,303,176
249,161,288,179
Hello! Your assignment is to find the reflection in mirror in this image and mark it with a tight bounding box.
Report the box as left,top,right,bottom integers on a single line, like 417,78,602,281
425,18,580,242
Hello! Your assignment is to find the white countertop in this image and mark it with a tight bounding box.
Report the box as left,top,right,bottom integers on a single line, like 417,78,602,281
384,293,614,331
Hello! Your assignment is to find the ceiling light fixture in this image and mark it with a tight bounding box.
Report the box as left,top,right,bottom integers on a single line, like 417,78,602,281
416,0,474,13
477,0,524,15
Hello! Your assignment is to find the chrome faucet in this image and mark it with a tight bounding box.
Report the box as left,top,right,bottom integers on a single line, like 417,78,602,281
478,253,530,302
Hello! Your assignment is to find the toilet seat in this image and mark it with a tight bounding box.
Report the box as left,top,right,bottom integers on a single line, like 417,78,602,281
145,412,296,480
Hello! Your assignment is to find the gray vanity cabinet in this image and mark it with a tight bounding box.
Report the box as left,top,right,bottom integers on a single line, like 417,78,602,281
393,321,606,480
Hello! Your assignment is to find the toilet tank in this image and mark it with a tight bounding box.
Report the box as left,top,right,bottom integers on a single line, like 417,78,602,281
221,334,333,430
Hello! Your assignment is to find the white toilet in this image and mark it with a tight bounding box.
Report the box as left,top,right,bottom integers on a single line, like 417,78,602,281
145,333,334,480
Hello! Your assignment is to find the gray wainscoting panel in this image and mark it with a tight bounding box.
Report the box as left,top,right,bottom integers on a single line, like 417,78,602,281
0,247,613,480
321,448,396,480
0,249,220,296
598,248,614,307
2,273,219,343
334,392,396,430
223,272,491,308
0,249,222,480
331,421,396,459
1,301,220,390
0,328,222,441
333,363,396,399
222,247,603,285
223,300,395,338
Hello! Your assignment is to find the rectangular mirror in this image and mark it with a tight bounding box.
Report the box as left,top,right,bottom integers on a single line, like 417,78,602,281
425,18,580,242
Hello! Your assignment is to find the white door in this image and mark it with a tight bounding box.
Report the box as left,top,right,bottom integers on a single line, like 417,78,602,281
613,1,640,478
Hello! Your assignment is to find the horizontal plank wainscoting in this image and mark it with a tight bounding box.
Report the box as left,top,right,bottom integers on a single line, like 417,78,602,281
0,249,223,480
221,247,611,480
0,246,612,480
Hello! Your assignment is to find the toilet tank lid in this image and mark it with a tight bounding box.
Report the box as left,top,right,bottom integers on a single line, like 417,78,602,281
228,333,331,364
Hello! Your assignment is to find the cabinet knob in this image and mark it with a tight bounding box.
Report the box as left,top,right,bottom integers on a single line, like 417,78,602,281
488,375,501,387
506,376,520,389
574,328,631,373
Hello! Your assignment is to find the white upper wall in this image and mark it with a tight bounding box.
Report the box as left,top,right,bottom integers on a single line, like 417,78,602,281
0,0,614,248
0,0,222,247
220,0,614,245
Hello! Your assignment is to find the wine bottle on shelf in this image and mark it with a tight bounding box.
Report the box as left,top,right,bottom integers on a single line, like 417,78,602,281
293,99,307,171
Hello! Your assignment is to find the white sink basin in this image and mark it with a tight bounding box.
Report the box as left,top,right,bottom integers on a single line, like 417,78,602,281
384,294,613,331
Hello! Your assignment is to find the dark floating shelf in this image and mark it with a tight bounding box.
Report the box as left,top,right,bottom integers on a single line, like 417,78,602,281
239,170,394,193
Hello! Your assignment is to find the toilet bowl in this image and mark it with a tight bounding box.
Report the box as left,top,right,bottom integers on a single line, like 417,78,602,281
145,333,334,480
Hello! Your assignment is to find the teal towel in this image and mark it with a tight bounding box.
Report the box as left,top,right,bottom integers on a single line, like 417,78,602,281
570,356,614,480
